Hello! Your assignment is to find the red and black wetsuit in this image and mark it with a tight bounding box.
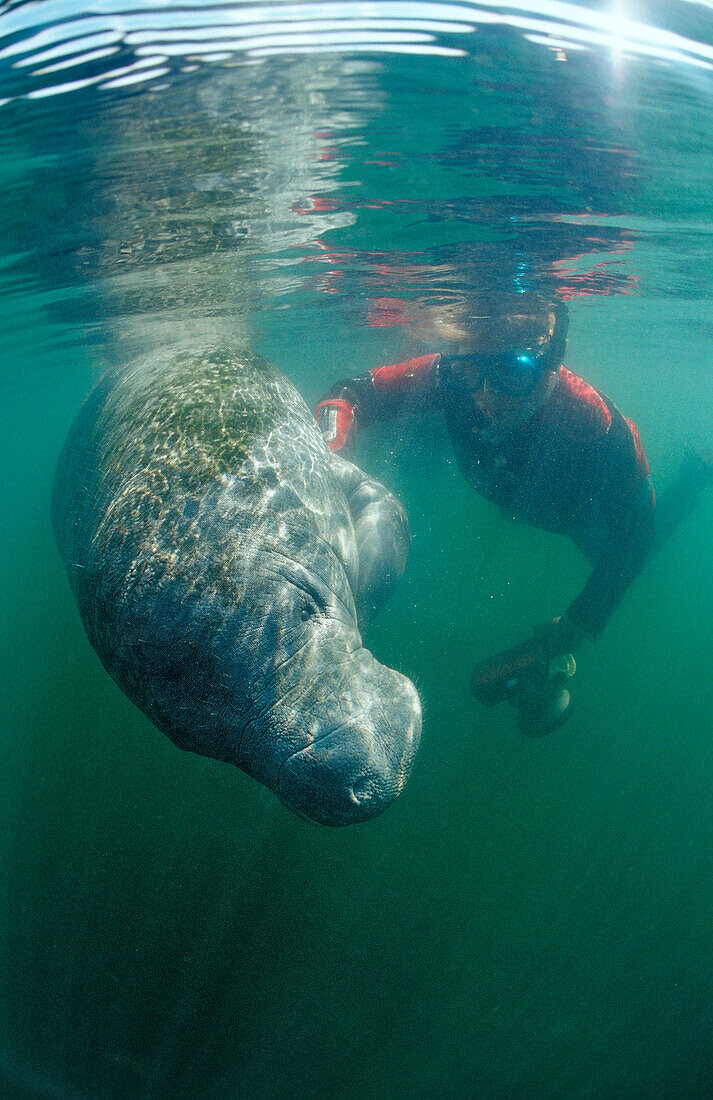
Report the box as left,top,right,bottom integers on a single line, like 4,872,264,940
316,353,655,642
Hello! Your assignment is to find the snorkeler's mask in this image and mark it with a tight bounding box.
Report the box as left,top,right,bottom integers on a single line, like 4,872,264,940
440,302,568,397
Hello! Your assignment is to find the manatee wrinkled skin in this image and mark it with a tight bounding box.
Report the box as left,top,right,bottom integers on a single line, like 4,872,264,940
52,348,421,825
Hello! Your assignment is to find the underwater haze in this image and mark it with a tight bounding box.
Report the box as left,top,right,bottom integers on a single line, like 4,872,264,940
2,1,713,1096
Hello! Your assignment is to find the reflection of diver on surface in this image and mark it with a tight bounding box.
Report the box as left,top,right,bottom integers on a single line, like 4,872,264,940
315,294,713,735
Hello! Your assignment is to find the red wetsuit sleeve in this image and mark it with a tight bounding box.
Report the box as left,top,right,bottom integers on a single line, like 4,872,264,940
370,354,440,394
315,353,440,450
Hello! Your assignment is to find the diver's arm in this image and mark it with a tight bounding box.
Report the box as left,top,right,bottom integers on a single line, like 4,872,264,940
562,420,655,646
535,406,655,655
533,495,653,658
315,354,440,452
328,453,411,631
565,486,655,642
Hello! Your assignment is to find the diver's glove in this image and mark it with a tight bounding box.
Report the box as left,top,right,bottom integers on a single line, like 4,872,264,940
315,397,358,453
532,614,585,662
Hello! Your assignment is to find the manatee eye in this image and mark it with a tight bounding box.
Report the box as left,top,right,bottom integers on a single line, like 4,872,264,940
294,581,328,623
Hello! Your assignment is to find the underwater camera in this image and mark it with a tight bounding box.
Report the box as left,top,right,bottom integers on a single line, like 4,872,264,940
471,638,576,737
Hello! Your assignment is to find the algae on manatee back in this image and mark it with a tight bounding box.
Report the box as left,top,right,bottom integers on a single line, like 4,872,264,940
98,347,291,493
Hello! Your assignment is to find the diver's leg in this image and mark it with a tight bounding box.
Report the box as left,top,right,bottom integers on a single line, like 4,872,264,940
653,450,713,554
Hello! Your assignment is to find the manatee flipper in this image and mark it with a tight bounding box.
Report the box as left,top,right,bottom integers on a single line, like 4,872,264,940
329,453,411,632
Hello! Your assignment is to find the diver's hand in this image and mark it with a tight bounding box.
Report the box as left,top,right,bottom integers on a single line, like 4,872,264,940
533,614,585,661
315,397,357,453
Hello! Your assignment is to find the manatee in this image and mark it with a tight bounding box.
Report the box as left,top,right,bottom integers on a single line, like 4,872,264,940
52,347,421,825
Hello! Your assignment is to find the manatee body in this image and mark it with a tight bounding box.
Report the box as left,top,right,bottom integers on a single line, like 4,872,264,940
52,348,421,825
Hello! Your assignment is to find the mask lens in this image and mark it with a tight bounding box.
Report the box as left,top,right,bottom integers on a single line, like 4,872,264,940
442,348,551,396
490,353,541,394
442,355,486,393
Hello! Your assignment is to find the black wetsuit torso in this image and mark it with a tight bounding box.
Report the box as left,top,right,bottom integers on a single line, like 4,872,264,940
316,354,655,640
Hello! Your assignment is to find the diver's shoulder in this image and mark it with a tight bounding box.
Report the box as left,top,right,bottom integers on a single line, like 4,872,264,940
553,366,612,444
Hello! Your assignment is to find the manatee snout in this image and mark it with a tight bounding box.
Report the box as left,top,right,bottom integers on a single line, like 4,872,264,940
278,660,422,826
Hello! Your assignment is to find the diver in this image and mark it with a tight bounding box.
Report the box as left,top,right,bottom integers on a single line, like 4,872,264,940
314,295,712,735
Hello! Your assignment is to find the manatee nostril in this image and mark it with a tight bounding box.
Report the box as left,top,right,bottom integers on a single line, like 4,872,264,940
278,725,411,825
349,776,376,805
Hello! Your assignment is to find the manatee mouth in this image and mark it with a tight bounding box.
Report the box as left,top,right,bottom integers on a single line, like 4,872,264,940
277,676,422,826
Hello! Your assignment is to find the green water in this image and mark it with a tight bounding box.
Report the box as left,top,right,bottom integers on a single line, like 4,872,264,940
2,15,713,1099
